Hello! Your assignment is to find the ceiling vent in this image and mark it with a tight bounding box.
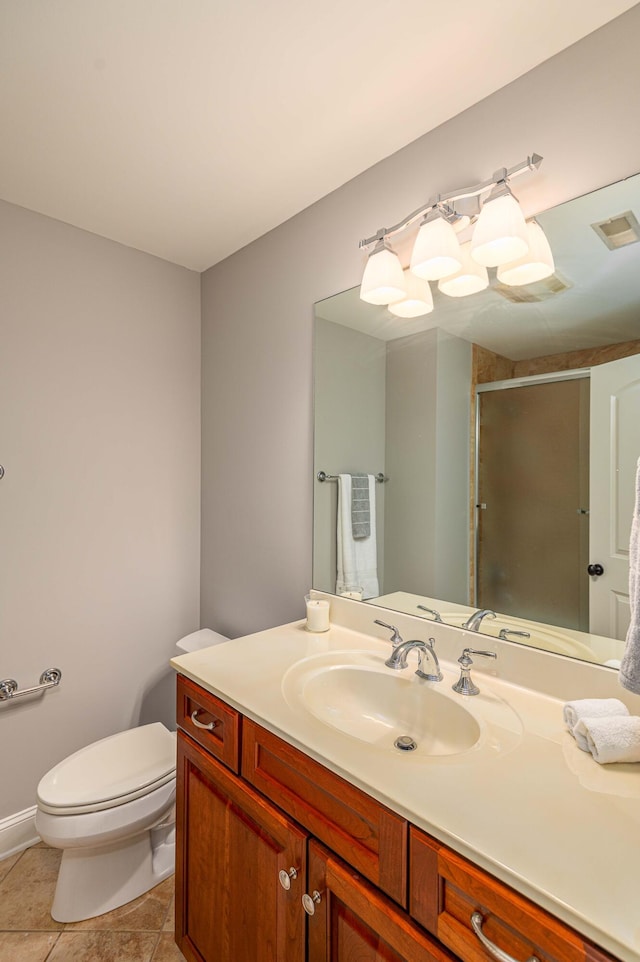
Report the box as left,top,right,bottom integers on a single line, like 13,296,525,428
591,210,640,250
493,273,572,303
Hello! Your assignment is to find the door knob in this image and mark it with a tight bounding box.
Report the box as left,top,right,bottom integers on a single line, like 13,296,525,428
587,563,604,576
302,890,322,915
278,867,298,890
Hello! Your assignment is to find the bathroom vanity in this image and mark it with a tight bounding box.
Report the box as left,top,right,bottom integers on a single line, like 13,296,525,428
171,599,640,962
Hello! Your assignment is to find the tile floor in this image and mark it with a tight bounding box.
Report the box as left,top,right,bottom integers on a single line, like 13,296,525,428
0,843,186,962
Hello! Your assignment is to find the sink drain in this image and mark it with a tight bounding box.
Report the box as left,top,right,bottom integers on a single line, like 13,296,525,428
394,735,417,752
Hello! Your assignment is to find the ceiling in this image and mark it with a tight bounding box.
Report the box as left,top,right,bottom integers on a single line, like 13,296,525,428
1,2,637,272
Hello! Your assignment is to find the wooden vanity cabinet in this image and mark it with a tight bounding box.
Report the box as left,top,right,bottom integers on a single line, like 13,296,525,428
307,840,455,962
410,827,621,962
175,675,622,962
176,731,307,962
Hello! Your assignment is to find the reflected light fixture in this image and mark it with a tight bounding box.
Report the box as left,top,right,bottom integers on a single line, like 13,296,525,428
388,270,434,317
359,237,406,305
438,242,489,298
358,154,547,316
470,181,529,267
496,219,555,286
410,208,462,280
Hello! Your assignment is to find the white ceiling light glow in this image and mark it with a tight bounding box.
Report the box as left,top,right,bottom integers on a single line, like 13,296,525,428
388,270,435,317
496,219,555,286
438,242,489,298
410,209,462,280
358,154,549,318
470,182,530,267
359,238,406,305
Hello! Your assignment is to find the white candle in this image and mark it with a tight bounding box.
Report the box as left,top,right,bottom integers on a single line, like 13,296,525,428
305,597,330,632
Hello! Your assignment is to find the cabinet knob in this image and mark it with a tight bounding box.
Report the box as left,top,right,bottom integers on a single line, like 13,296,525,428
302,890,322,916
278,867,298,890
471,912,540,962
190,709,217,731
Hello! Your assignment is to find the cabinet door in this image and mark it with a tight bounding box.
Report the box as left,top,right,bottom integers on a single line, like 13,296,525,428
306,840,455,962
176,731,307,962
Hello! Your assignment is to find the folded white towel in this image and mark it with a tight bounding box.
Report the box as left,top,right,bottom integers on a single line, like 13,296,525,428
563,698,629,750
573,716,640,764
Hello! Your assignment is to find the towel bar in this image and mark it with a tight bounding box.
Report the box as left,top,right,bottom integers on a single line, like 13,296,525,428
0,668,62,701
317,471,388,483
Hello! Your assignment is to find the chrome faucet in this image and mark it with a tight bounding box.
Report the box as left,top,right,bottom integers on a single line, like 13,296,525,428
462,608,496,631
374,619,403,647
416,605,443,623
385,638,443,682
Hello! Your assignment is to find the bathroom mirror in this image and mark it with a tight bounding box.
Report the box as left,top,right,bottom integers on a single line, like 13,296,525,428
313,172,640,667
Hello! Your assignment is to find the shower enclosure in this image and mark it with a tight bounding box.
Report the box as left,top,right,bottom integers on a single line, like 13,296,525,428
475,374,590,631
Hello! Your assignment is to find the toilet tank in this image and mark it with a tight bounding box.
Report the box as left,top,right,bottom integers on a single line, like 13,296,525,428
175,628,230,653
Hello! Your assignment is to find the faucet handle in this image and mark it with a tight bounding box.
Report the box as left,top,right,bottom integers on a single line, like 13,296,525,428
453,648,497,696
374,620,403,647
459,647,497,664
417,605,443,623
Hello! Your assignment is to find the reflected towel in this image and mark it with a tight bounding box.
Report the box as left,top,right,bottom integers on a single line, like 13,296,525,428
336,474,379,600
351,473,370,539
620,456,640,695
573,715,640,764
563,698,629,751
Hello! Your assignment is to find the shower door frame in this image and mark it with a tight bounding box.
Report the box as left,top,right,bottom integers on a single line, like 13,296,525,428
473,367,590,612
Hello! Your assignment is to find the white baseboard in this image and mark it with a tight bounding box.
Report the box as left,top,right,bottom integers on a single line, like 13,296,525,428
0,807,39,861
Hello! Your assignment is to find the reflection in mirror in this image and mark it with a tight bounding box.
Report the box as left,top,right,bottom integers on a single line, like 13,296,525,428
313,173,640,667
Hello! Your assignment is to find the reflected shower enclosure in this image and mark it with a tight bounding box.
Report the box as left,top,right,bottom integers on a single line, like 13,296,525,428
475,376,590,631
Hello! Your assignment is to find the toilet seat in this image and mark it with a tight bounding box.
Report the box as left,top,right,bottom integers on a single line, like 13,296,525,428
37,723,176,815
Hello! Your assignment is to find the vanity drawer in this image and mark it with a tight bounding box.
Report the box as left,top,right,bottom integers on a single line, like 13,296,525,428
242,719,408,906
410,828,617,962
176,675,241,773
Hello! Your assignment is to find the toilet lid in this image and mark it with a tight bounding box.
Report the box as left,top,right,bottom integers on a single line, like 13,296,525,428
37,723,176,811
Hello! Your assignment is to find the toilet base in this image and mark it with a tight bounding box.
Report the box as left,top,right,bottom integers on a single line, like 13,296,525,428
51,823,175,922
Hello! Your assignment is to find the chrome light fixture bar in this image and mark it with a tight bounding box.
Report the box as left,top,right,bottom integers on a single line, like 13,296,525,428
358,154,542,251
359,154,549,309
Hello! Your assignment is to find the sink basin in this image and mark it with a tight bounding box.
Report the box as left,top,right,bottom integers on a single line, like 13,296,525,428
282,650,522,759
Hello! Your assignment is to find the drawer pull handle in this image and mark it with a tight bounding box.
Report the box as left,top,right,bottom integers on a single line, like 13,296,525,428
190,710,217,731
278,867,299,890
302,890,322,916
471,912,540,962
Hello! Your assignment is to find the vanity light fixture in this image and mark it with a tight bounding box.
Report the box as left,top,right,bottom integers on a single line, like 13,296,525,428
359,237,406,305
410,208,463,280
438,242,489,298
358,154,549,308
496,219,555,286
388,270,434,317
469,180,529,267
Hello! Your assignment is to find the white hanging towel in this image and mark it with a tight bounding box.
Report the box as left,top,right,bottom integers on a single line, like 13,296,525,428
336,474,379,600
620,456,640,695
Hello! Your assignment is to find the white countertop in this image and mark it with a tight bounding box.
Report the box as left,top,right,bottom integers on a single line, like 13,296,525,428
172,604,640,962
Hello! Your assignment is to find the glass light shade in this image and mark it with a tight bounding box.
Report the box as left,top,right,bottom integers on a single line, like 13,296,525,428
470,189,529,267
438,242,489,298
388,271,434,317
496,220,555,286
410,213,462,280
359,243,406,305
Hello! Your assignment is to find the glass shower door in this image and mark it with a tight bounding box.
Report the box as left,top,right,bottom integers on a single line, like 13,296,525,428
476,376,590,631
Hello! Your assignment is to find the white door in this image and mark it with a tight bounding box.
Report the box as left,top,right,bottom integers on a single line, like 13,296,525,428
590,354,640,638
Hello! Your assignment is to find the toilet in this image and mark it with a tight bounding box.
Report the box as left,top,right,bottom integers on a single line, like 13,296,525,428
35,628,229,922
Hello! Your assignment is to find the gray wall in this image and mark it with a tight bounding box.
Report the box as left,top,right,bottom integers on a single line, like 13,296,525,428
384,329,471,600
200,6,640,637
313,319,386,594
0,202,201,818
